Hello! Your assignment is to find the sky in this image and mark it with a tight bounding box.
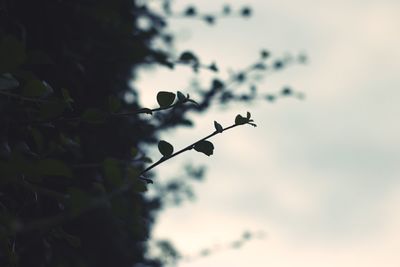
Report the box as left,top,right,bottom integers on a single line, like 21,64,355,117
135,0,400,266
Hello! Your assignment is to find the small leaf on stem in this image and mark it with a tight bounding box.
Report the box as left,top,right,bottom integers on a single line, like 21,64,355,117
214,121,223,133
209,62,218,72
158,140,174,157
179,51,198,63
261,50,270,59
194,140,214,156
281,87,292,96
177,91,186,102
240,6,252,17
184,6,196,16
235,114,248,125
156,91,175,108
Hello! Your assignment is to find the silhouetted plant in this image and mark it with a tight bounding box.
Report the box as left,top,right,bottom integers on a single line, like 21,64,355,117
0,0,305,266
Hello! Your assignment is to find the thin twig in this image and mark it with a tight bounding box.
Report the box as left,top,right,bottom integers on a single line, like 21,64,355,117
140,123,240,175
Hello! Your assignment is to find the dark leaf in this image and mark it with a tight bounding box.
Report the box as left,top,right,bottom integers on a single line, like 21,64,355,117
214,121,223,133
274,60,284,69
158,140,174,157
179,51,198,63
235,114,248,125
194,140,214,156
184,6,196,16
281,87,292,95
240,6,252,17
156,91,175,108
212,79,224,90
177,91,186,102
209,62,218,72
236,73,246,82
181,118,193,126
203,15,215,24
261,50,270,59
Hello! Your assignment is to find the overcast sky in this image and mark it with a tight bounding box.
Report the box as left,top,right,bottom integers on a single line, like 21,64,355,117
136,0,400,266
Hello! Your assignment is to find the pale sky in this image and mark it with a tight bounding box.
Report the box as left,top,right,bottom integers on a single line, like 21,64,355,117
136,0,400,266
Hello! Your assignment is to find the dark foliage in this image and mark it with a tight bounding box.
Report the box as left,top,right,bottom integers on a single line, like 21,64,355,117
0,0,304,266
0,0,168,266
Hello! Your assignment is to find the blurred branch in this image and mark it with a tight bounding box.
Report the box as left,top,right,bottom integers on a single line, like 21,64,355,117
182,230,267,262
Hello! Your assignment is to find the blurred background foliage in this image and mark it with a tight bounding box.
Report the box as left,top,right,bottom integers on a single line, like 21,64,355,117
0,0,304,266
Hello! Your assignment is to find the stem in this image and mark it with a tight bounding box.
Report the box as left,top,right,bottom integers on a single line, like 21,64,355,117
140,123,240,175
